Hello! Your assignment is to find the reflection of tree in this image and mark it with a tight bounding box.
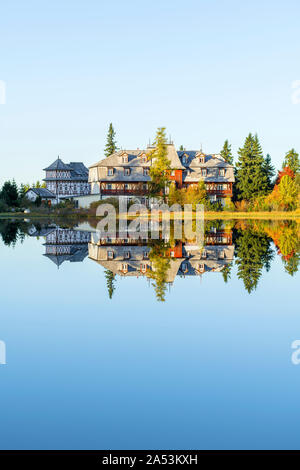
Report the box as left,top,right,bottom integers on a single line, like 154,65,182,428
282,254,300,277
105,269,116,299
235,228,274,293
147,240,171,302
221,263,232,283
0,221,23,246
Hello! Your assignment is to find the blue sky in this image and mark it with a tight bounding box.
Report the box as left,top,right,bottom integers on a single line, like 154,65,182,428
0,0,300,185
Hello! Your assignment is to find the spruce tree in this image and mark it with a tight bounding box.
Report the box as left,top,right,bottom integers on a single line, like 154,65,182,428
104,123,117,157
282,149,300,174
0,180,19,207
262,154,275,191
235,133,268,201
148,127,171,201
220,140,233,165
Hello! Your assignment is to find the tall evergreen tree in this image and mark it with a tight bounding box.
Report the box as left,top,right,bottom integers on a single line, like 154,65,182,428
105,269,116,299
282,148,300,174
104,123,117,157
179,145,184,151
235,133,268,200
262,154,276,191
0,180,19,207
148,127,171,201
220,139,233,165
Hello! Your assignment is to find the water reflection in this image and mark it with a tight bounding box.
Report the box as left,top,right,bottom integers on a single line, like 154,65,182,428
1,218,299,300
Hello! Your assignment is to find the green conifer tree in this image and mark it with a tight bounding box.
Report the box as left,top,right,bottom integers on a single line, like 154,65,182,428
262,154,275,191
148,127,171,202
220,140,233,165
235,133,268,201
282,149,300,174
104,123,117,157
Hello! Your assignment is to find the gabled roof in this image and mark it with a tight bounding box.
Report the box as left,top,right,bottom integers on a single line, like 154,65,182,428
27,187,56,198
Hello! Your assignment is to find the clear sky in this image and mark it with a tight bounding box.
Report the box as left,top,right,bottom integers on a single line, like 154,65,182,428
0,0,300,185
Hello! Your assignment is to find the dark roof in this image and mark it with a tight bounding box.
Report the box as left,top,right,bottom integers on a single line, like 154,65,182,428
43,158,89,181
27,187,56,198
43,158,70,171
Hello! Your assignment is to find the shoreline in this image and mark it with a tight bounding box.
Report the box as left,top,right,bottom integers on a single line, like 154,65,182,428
1,211,299,221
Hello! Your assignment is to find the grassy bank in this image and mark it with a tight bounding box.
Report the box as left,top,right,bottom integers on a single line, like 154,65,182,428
1,210,299,221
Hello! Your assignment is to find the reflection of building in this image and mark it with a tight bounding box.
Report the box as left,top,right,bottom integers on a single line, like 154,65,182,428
89,144,235,205
28,224,91,267
88,227,234,284
44,228,91,267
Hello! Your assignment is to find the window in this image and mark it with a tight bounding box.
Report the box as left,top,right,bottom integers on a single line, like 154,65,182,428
121,263,128,271
107,184,112,190
124,251,130,259
218,250,225,259
143,168,149,176
182,263,187,272
107,168,114,176
182,156,186,164
219,168,225,177
201,169,207,177
124,168,131,176
202,250,207,259
141,263,147,272
107,250,114,259
170,251,175,257
122,155,128,163
199,156,205,163
143,251,149,259
171,170,175,176
198,263,205,272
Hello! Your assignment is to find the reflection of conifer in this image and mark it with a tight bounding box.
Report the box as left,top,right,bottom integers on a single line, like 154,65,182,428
235,228,274,293
221,263,232,283
282,254,300,277
147,240,171,302
105,269,116,299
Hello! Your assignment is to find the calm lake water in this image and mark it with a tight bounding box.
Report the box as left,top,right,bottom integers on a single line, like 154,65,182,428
0,218,299,450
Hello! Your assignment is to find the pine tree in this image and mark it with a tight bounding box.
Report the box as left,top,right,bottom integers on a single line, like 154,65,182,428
105,269,116,299
179,145,184,151
235,133,268,201
220,140,233,165
148,127,171,201
221,263,232,283
104,123,117,157
282,149,300,174
0,180,19,207
262,154,275,191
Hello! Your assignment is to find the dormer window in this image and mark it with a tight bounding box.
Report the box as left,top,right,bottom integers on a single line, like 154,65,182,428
197,263,205,273
202,250,207,259
182,156,186,164
140,153,147,163
143,168,149,176
107,250,114,260
121,263,128,272
201,169,207,177
140,263,147,273
124,251,131,259
199,154,205,164
107,168,114,176
121,154,128,163
124,168,131,176
219,168,225,177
